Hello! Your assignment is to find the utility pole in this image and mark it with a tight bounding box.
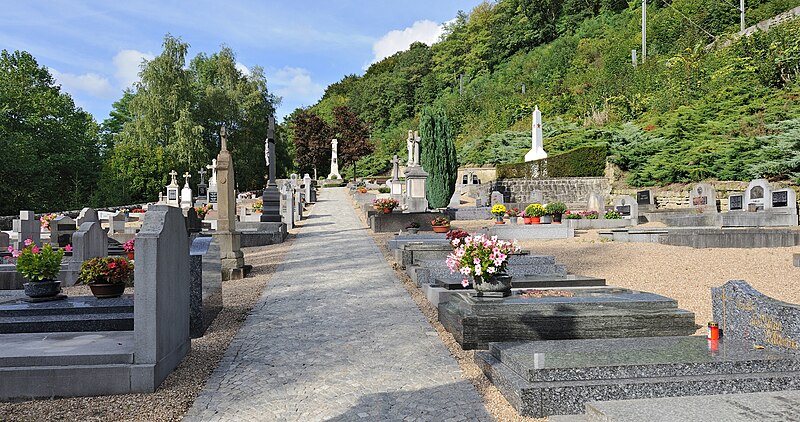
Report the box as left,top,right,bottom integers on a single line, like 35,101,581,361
641,0,647,64
740,0,745,31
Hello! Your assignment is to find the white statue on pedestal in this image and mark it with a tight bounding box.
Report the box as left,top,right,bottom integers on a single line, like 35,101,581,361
327,138,342,180
524,105,548,162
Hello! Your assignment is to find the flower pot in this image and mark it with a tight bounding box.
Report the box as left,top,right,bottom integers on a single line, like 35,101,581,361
23,280,61,298
88,283,126,299
552,213,563,224
523,217,532,225
432,225,450,233
126,251,135,260
406,228,419,234
382,208,392,214
472,272,512,297
530,216,541,224
541,215,552,224
494,216,505,224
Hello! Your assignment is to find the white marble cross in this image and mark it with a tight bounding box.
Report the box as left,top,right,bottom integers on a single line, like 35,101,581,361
198,168,207,185
183,171,191,187
207,159,218,185
169,170,178,185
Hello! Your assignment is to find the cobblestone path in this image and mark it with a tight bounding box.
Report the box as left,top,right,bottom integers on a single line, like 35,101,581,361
185,188,493,421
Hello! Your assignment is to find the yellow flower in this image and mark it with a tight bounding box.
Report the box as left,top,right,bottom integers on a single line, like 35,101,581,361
491,204,507,216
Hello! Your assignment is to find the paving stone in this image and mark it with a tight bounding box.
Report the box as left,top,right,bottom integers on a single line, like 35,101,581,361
184,188,492,421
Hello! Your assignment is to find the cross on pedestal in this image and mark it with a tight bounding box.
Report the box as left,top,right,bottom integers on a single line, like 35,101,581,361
207,159,218,185
183,172,191,187
169,170,178,185
198,168,207,185
391,155,400,180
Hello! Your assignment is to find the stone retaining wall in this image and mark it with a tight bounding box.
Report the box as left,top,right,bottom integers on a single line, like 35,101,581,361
491,178,610,206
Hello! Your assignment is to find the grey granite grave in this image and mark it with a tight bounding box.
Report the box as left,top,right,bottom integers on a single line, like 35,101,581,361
440,287,697,350
49,215,76,248
713,280,800,353
487,224,574,240
386,233,448,250
448,206,493,220
579,390,800,422
393,241,455,269
189,236,222,338
0,233,7,249
76,207,100,227
0,295,133,333
412,255,566,287
476,336,800,417
369,212,446,233
436,274,605,290
12,210,39,249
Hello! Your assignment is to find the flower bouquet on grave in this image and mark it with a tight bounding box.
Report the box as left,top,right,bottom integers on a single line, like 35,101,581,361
11,240,66,298
524,203,545,224
79,256,134,298
445,230,470,248
604,210,622,220
446,233,520,294
252,199,263,213
491,204,507,224
39,213,60,231
195,203,212,220
373,198,399,214
564,210,582,220
506,207,520,224
123,239,135,260
431,216,450,233
582,210,599,220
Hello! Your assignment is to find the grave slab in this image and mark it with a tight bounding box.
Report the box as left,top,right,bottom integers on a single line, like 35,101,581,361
0,295,133,333
487,224,574,240
436,274,606,290
477,336,800,417
440,287,697,350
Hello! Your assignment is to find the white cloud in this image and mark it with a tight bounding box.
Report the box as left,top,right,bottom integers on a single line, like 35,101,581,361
371,20,444,64
269,67,324,100
235,62,250,76
112,49,154,89
49,69,116,99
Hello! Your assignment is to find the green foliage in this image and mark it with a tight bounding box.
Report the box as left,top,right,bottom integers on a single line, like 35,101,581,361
96,35,277,206
0,50,101,215
545,201,567,215
420,107,458,208
497,145,607,178
14,243,64,281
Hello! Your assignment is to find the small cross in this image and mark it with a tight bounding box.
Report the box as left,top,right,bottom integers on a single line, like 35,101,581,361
198,168,207,185
169,170,178,185
183,172,191,185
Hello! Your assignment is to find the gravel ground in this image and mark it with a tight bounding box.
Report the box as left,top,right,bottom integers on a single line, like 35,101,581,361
0,219,302,422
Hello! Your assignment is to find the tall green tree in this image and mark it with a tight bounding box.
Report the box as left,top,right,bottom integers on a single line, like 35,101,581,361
96,35,278,204
0,50,100,214
420,107,458,208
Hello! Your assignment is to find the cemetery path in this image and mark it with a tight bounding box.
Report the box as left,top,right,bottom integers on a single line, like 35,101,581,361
185,187,493,422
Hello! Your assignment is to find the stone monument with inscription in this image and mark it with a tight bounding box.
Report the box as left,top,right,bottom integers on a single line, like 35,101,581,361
165,170,180,207
403,130,429,212
260,116,282,223
211,126,245,280
524,105,548,162
327,138,342,180
180,172,193,210
689,183,717,214
206,159,218,205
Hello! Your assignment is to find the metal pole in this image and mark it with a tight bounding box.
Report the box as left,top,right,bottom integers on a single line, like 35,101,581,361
740,0,745,31
642,0,647,64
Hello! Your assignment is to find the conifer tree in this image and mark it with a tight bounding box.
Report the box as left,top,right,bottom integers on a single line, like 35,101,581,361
420,106,458,208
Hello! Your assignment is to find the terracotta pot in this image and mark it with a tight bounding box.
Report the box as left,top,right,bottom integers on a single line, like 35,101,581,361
432,225,450,233
126,251,135,260
523,217,532,225
382,208,392,214
531,216,541,224
89,283,126,299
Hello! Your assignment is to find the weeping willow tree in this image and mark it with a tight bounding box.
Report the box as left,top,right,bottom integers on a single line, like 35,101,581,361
420,106,458,208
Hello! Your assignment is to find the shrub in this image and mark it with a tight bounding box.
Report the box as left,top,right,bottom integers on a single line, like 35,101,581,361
377,186,391,193
496,145,607,179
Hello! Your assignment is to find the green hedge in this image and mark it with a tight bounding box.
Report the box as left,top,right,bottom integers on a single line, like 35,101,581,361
496,144,607,179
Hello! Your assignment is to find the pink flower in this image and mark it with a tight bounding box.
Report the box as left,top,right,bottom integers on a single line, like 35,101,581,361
65,244,73,252
461,278,470,288
31,245,40,254
473,258,481,265
487,266,496,274
474,265,482,276
24,239,32,246
460,267,470,275
11,250,20,258
6,246,12,253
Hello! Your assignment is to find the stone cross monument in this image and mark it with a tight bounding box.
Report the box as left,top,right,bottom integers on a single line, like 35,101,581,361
261,116,282,222
389,155,403,200
212,125,245,279
404,130,429,212
196,168,208,204
206,159,218,204
180,172,193,210
165,170,180,207
327,138,342,180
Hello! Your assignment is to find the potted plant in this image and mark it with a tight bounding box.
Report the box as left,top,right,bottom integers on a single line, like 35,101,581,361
524,203,545,224
195,203,212,220
405,221,420,234
12,239,66,298
545,202,568,224
583,210,599,220
446,233,520,295
357,187,368,194
506,207,520,224
252,199,263,213
79,256,133,299
123,239,135,260
491,204,507,224
374,198,399,214
564,211,582,220
431,216,451,233
39,213,59,231
604,210,622,220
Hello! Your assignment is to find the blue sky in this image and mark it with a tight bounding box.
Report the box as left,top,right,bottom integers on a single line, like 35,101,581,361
0,1,481,122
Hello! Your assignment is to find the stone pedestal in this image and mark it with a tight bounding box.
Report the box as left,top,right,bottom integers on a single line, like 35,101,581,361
404,165,428,213
260,183,282,223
